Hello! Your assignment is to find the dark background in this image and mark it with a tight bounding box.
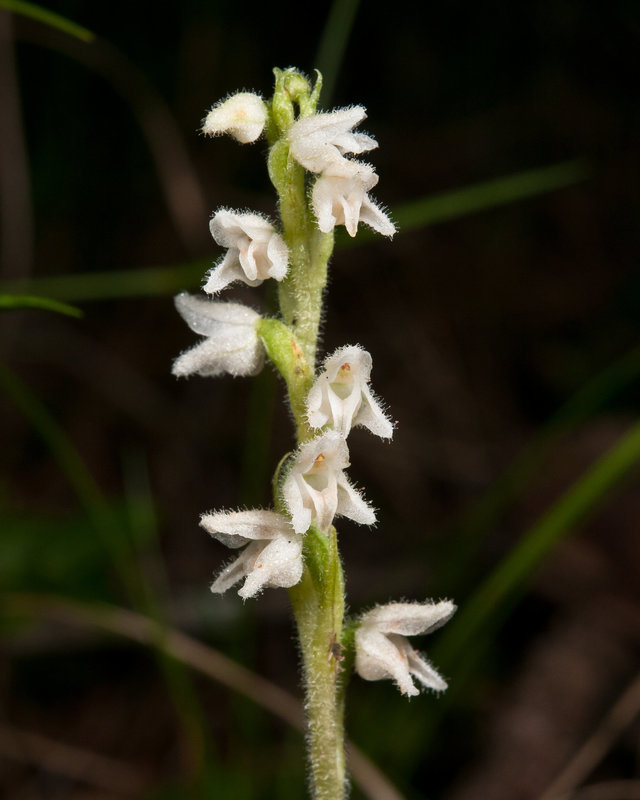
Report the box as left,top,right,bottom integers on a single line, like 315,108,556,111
1,1,639,798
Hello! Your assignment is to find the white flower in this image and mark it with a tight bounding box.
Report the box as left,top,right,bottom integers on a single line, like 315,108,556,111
355,601,456,697
201,510,303,599
312,173,396,238
204,209,289,294
307,345,393,439
282,431,375,534
288,106,377,176
172,292,263,378
202,92,268,144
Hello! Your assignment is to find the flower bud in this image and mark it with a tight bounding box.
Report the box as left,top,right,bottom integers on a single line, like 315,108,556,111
202,92,267,144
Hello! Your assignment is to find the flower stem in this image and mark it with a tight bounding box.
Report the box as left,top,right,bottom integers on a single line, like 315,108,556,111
288,527,346,799
266,68,347,798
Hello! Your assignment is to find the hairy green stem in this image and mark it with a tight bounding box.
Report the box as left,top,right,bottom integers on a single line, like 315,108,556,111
289,527,346,799
264,68,347,798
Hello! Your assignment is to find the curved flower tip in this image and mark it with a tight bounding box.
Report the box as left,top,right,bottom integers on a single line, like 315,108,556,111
282,430,375,534
202,92,268,144
204,209,289,294
201,509,303,599
307,345,394,439
355,600,456,696
288,106,378,176
172,293,264,378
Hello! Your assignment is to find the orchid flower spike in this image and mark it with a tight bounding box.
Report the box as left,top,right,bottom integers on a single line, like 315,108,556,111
201,509,303,599
282,431,375,534
288,107,378,176
204,209,289,294
307,345,393,439
172,293,263,378
355,600,456,697
312,172,396,237
202,92,268,144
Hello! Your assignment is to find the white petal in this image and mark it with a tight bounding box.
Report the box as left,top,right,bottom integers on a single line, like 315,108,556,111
210,541,263,594
306,379,330,429
172,330,263,378
355,628,419,697
210,210,273,249
266,234,290,280
174,292,260,335
200,509,293,548
238,534,303,599
288,107,378,175
282,472,313,534
202,93,267,144
203,252,249,294
356,385,394,439
358,195,396,237
336,475,376,526
362,601,456,637
400,638,448,692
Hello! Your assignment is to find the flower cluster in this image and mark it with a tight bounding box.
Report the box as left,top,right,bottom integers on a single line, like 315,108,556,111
172,75,454,698
288,107,396,237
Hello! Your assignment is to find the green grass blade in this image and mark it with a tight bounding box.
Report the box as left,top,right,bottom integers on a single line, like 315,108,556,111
121,449,211,782
0,363,139,601
0,161,589,304
0,293,83,317
0,0,94,41
394,159,589,231
314,0,361,105
0,260,208,303
442,343,640,584
437,420,640,668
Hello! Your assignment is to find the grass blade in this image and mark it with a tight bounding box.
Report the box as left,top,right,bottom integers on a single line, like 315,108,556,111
0,0,94,41
393,159,589,231
3,592,407,800
437,420,640,668
0,363,138,600
314,0,361,105
0,161,589,303
0,293,83,317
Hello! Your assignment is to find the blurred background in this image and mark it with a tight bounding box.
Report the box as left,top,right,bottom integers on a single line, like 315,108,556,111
1,1,639,798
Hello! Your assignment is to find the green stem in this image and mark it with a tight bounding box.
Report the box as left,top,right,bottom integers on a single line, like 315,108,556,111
289,527,346,799
264,68,346,798
268,140,334,369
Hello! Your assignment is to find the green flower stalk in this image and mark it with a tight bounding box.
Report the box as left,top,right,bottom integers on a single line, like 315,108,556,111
173,67,455,800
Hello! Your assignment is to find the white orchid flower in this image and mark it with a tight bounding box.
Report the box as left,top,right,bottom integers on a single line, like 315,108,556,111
202,92,268,144
282,431,375,534
355,601,456,697
312,173,395,238
172,292,263,378
288,106,378,176
204,209,289,294
201,509,303,599
307,345,393,439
